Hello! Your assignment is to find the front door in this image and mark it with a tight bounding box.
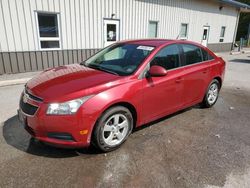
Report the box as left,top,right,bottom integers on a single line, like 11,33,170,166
201,26,210,46
104,19,120,47
141,44,185,123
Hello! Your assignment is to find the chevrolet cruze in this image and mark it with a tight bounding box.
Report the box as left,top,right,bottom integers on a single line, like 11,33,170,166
18,39,225,152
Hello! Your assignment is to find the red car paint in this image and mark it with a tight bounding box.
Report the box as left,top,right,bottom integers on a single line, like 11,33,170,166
19,39,225,148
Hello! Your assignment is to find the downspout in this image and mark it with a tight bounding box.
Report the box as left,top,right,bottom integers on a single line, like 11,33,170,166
232,8,241,50
248,23,250,46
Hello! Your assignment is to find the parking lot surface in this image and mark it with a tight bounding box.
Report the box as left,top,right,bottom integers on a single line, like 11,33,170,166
0,53,250,188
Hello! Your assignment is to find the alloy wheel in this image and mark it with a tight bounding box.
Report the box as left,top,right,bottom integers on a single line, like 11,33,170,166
207,83,219,105
102,114,129,146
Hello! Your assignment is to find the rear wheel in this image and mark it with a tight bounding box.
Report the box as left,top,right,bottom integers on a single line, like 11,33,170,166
201,79,220,108
92,106,133,152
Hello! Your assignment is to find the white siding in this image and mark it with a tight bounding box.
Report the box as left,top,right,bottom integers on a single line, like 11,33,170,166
0,0,9,51
1,0,16,51
0,0,239,52
16,0,29,50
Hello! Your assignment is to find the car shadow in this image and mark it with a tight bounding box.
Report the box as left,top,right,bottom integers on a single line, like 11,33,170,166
134,106,195,132
3,105,199,158
2,115,101,158
230,59,250,64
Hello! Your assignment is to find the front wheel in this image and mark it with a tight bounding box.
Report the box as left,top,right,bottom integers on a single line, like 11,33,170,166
92,106,133,152
201,79,220,108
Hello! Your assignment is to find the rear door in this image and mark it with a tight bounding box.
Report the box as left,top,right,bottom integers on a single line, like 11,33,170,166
141,44,185,123
180,44,212,106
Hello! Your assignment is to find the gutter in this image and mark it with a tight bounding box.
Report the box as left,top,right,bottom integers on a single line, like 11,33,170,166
218,0,250,12
219,0,250,9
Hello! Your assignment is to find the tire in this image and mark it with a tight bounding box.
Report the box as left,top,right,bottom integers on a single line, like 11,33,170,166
201,79,220,108
92,106,133,152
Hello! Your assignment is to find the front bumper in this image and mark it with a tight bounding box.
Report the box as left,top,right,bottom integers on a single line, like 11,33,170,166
18,92,95,148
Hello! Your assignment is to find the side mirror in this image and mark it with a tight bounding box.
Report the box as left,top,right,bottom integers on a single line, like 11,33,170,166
147,65,167,77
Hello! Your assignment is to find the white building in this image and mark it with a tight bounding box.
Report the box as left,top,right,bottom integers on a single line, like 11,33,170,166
0,0,249,74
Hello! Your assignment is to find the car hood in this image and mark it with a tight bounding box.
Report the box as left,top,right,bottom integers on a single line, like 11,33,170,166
26,64,123,102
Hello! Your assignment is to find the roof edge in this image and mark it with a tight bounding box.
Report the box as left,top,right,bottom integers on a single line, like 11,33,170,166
218,0,250,11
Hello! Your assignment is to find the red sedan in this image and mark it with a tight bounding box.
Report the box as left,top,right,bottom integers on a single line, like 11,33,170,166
18,39,225,152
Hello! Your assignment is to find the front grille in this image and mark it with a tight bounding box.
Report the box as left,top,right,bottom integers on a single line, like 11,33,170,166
20,98,38,116
25,88,43,102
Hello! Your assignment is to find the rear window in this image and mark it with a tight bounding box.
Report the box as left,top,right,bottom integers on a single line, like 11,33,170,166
182,44,202,65
201,48,214,61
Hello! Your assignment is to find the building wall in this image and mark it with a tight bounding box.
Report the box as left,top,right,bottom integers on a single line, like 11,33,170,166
0,0,239,74
0,49,99,74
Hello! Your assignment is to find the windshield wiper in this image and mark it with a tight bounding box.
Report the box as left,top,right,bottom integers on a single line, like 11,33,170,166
80,61,86,66
100,68,119,75
87,64,119,76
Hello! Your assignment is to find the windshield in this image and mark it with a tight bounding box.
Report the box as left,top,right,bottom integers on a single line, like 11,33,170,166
84,43,155,76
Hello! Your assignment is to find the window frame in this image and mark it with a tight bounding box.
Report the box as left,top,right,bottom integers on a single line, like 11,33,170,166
179,23,189,39
179,44,204,66
219,26,226,43
139,44,182,79
35,11,62,51
179,44,215,67
149,44,182,71
201,48,215,62
139,43,216,80
148,20,159,38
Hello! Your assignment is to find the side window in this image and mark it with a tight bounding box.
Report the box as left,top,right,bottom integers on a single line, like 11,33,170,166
201,48,214,61
182,44,202,65
150,45,180,70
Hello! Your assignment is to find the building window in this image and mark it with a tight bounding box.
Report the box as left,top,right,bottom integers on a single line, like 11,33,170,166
148,21,158,38
37,13,60,49
180,23,188,39
107,24,117,42
220,26,226,42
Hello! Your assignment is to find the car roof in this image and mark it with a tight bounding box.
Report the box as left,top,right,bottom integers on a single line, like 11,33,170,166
118,39,207,48
119,39,174,47
117,39,216,57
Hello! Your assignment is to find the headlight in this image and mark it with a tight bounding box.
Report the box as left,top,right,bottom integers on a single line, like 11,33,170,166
46,95,93,115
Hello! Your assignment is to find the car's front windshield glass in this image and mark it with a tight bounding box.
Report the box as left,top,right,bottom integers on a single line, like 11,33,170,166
84,43,155,76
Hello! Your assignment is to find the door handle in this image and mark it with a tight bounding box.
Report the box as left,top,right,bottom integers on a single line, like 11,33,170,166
175,77,183,83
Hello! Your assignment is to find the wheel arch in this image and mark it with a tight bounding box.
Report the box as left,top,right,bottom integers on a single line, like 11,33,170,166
90,101,138,144
103,102,138,129
213,76,222,88
109,102,138,129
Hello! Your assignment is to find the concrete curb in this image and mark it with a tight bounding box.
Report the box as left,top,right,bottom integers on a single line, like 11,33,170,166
242,50,250,54
0,78,31,87
230,51,241,55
